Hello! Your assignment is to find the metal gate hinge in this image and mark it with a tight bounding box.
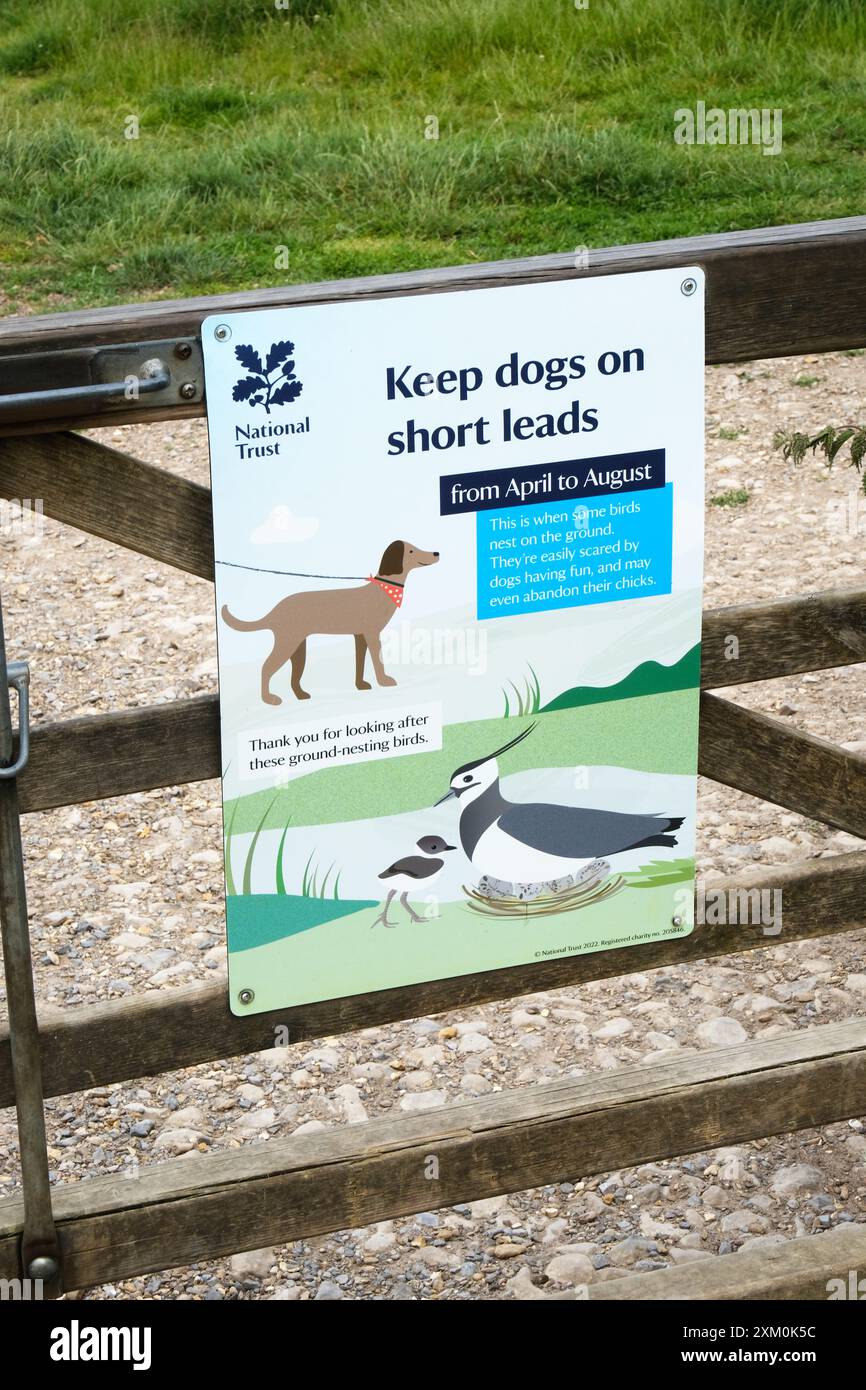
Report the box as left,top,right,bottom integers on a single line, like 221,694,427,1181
0,660,29,777
0,338,203,425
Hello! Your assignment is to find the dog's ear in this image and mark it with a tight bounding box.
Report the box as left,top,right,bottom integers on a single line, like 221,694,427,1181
378,540,405,575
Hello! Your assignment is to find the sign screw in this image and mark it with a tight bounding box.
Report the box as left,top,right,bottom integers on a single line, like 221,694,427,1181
178,381,197,400
680,277,697,297
672,915,684,927
238,988,255,1005
174,342,192,360
214,323,232,341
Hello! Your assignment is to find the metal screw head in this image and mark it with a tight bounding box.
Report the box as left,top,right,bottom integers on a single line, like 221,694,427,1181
174,342,192,360
238,988,255,1006
680,277,697,297
28,1255,59,1281
214,323,232,341
179,381,197,400
672,915,684,927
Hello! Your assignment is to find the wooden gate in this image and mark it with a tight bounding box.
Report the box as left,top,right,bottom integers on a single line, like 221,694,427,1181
0,217,864,1299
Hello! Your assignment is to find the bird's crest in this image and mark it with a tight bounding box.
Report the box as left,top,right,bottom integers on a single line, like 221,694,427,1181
452,721,537,779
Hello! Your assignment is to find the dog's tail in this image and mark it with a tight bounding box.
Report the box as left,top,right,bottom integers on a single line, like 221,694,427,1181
221,604,270,633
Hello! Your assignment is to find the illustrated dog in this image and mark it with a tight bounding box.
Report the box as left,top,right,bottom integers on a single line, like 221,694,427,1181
221,540,439,704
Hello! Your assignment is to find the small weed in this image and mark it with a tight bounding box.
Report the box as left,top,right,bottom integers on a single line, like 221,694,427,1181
710,488,750,507
792,374,821,387
717,426,744,440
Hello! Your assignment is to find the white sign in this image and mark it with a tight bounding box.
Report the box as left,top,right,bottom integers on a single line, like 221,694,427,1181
203,268,705,1014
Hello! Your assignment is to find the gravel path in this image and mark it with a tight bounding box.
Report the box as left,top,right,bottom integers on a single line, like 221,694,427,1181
0,350,864,1301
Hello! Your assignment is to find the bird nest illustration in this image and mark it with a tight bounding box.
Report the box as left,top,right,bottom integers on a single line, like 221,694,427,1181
462,862,626,919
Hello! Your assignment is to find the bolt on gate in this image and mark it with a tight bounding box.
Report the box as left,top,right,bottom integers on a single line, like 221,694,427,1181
0,217,865,1300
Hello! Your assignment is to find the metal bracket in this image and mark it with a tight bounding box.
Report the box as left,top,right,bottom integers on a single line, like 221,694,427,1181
0,337,203,425
0,661,29,778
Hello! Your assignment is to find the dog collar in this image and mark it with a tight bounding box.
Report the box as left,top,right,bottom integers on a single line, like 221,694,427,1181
368,575,404,607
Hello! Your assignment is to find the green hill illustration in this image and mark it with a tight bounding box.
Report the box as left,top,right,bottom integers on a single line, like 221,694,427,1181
542,643,701,713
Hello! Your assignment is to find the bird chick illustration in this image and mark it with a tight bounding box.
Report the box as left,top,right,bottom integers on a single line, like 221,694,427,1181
436,723,684,884
373,835,456,927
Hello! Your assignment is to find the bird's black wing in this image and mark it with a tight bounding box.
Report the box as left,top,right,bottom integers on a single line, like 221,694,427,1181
379,856,441,880
497,803,683,860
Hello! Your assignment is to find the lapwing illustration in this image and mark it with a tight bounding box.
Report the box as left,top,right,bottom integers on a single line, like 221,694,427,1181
372,835,456,928
435,723,684,884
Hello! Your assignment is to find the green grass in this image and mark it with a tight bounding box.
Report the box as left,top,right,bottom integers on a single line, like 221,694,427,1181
1,0,865,310
710,488,750,506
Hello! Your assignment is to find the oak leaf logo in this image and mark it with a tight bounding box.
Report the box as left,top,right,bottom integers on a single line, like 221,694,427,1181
232,340,303,415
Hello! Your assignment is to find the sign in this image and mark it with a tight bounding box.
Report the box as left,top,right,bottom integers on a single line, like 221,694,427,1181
202,268,705,1015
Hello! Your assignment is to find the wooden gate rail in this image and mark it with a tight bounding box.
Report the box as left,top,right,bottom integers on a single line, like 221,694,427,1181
2,217,866,437
587,1223,866,1300
1,850,864,1110
0,1017,863,1292
0,216,864,1298
6,586,865,815
12,685,866,840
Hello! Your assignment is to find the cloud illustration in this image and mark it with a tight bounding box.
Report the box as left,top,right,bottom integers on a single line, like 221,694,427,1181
251,505,320,545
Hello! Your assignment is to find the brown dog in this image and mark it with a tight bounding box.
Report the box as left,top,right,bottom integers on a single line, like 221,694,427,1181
221,540,439,704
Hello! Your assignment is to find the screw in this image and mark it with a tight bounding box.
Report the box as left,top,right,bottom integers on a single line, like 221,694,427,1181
681,277,697,297
214,323,232,341
238,988,255,1005
672,915,684,927
28,1255,59,1281
179,381,197,400
174,342,192,360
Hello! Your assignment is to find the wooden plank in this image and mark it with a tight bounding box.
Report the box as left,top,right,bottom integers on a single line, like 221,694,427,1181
1,217,866,433
0,1017,863,1290
0,432,213,580
1,850,863,1110
586,1222,866,1300
701,587,866,687
18,695,220,814
699,693,866,838
17,677,866,825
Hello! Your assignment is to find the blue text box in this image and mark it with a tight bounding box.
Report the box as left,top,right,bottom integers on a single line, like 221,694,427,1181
476,485,673,620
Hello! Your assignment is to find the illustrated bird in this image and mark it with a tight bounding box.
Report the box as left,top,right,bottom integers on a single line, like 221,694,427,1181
372,835,456,928
435,723,684,884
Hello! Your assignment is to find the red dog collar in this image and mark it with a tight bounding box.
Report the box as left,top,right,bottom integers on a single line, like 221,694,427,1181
367,575,404,607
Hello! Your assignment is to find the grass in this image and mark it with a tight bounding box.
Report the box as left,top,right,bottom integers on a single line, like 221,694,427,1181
710,488,750,506
502,664,541,718
622,857,694,888
0,0,865,311
300,852,342,900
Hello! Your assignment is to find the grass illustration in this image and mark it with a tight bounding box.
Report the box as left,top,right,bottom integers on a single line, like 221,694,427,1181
223,796,240,897
622,857,694,888
502,664,541,718
274,810,292,895
300,852,342,900
241,794,278,896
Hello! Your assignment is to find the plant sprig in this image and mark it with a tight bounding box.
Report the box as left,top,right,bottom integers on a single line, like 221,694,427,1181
774,425,866,493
